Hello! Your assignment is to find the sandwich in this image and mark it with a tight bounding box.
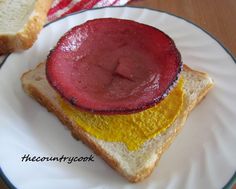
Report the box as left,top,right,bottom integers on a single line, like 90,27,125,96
0,0,53,55
21,18,214,182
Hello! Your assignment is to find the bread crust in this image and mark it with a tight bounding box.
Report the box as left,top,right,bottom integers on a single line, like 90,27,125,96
0,0,53,55
21,63,214,182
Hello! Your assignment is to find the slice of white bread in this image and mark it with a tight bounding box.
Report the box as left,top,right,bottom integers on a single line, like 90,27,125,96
21,62,214,182
0,0,53,55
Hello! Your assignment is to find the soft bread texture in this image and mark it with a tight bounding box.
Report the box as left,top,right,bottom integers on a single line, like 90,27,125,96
0,0,53,55
21,62,214,182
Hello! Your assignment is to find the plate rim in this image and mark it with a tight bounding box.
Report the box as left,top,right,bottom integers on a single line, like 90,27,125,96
0,5,235,189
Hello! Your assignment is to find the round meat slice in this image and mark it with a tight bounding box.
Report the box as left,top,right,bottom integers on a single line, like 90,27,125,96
46,18,182,114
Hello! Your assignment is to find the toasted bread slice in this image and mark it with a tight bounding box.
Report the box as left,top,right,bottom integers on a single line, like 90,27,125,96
21,62,214,182
0,0,53,55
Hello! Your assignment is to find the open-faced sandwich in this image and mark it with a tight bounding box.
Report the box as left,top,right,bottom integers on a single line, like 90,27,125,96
21,18,214,182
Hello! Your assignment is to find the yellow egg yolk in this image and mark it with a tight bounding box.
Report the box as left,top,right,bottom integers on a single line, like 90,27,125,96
59,78,184,151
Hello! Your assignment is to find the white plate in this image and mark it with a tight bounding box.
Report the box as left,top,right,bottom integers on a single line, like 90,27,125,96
0,7,235,189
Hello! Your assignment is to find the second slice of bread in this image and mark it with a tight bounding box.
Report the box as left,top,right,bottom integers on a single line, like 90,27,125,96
0,0,53,55
21,62,213,182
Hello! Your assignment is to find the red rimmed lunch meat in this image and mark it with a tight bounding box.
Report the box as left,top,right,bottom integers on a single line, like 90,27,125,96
46,18,182,114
